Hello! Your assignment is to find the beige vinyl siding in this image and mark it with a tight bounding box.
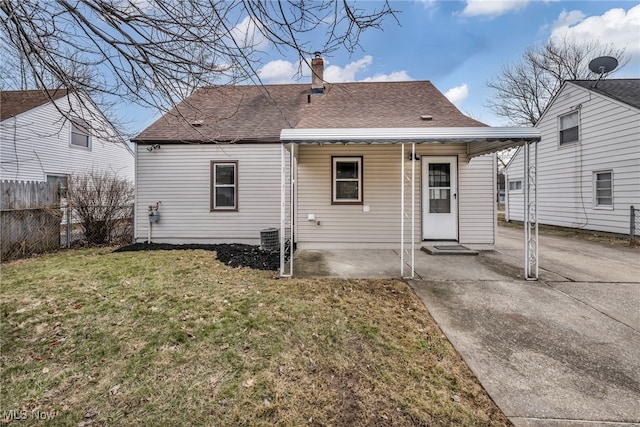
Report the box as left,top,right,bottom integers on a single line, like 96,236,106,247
135,143,287,244
296,144,495,248
0,96,134,182
459,154,496,245
505,83,640,234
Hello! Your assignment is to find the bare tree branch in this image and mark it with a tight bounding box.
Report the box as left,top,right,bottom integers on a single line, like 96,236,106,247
1,0,395,126
486,37,627,126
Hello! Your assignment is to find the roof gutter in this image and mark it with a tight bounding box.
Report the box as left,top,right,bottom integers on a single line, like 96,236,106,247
280,127,540,144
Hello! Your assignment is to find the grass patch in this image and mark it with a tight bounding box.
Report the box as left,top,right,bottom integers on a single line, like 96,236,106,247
1,249,510,426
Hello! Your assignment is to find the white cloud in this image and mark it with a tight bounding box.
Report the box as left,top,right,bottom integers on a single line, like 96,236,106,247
258,55,412,84
460,0,529,18
258,60,304,84
444,84,469,106
230,16,269,51
552,9,586,28
550,4,640,58
361,71,413,82
324,56,373,82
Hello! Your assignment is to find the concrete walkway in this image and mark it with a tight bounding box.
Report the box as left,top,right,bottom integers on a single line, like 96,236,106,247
293,228,640,426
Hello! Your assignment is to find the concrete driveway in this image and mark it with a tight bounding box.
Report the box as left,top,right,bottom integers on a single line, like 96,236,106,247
293,227,640,426
411,227,640,427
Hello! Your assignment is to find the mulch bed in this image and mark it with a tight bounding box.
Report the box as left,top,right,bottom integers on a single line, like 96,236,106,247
114,243,280,271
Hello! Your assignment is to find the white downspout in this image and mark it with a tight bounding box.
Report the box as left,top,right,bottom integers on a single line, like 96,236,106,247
400,143,405,277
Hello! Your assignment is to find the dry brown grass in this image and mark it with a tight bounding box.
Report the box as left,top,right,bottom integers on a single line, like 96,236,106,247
1,248,510,426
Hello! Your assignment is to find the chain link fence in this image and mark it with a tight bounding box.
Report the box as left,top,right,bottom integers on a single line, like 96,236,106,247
60,204,134,248
1,204,134,261
631,205,640,246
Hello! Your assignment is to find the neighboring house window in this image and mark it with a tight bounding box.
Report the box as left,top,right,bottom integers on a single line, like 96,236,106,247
70,117,91,148
559,111,579,145
593,170,613,208
508,180,522,192
332,156,363,204
211,161,238,211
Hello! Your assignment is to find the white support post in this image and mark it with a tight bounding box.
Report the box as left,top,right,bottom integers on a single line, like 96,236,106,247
400,143,405,277
289,143,295,276
504,171,509,222
523,141,539,280
410,143,415,279
280,144,286,277
532,141,540,280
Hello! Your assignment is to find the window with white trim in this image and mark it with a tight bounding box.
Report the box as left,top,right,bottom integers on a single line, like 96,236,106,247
559,111,579,146
332,156,362,204
593,170,613,208
508,179,522,192
211,161,238,210
70,117,91,148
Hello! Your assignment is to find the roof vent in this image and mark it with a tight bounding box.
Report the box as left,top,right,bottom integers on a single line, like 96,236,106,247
420,115,433,121
191,119,204,127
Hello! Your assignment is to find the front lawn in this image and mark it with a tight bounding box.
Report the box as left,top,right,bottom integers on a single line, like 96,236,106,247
1,249,510,426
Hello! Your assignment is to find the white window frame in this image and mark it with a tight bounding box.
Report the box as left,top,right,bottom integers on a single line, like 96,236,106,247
70,117,91,149
558,110,580,146
593,170,613,209
211,161,238,211
46,174,69,197
508,179,522,193
332,156,363,204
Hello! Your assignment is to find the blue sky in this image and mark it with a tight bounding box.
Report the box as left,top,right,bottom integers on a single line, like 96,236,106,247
128,0,640,133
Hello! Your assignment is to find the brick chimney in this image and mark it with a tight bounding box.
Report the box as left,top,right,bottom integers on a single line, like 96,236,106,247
311,52,324,95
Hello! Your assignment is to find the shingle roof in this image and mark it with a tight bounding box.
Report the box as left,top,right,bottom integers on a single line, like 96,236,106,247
132,81,485,143
569,79,640,110
1,89,69,121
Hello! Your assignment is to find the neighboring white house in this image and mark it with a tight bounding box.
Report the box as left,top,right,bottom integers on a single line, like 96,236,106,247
505,79,640,235
0,89,134,185
131,57,539,275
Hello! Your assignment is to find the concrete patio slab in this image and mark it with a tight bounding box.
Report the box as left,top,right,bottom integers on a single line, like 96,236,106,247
293,249,403,278
410,278,640,426
292,226,640,426
496,227,640,283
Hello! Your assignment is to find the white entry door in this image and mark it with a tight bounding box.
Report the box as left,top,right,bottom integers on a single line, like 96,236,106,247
422,157,458,240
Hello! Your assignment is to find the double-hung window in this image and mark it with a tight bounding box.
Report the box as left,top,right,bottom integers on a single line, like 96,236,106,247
559,111,579,146
593,170,613,208
211,161,238,211
70,117,91,148
332,156,362,204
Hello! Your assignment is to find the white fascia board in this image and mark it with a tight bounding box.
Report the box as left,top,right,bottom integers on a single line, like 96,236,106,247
279,127,541,144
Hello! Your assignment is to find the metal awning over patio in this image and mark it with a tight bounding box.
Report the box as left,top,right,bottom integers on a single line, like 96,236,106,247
279,127,541,280
280,127,540,160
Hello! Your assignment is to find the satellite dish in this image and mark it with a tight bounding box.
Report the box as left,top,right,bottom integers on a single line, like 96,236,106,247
589,56,618,75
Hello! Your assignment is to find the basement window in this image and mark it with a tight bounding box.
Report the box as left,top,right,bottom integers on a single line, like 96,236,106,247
332,156,362,204
593,170,613,209
211,161,238,211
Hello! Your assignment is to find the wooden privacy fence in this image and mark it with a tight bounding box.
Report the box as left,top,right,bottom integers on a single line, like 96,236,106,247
1,180,61,261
